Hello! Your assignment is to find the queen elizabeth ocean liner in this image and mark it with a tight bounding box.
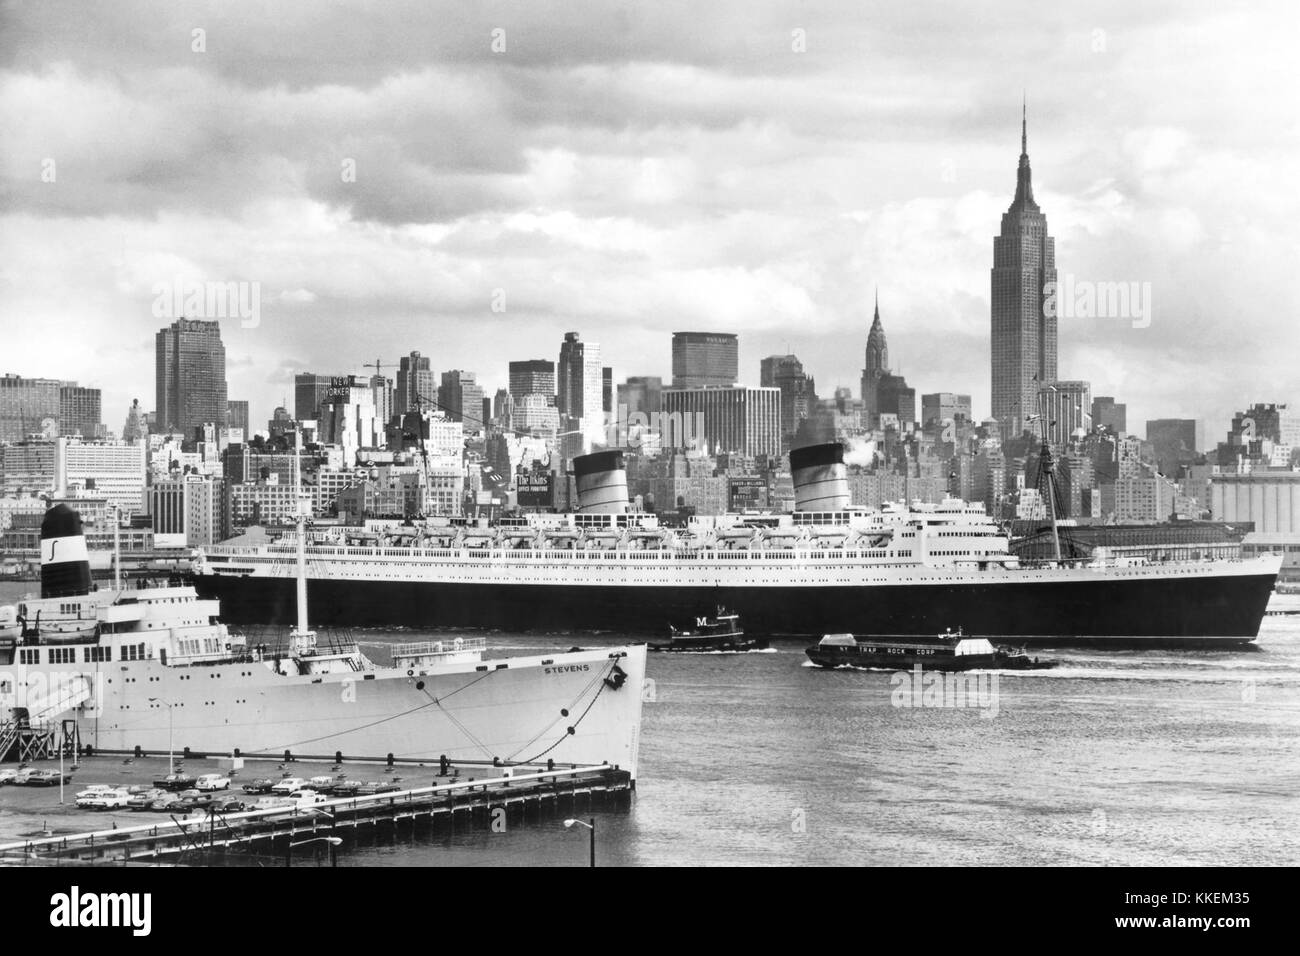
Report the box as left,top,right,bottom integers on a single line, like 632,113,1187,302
1,504,646,774
193,444,1280,648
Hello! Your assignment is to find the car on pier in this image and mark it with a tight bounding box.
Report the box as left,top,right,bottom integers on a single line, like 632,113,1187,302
195,774,232,791
127,789,169,810
154,773,196,791
271,777,308,794
77,788,131,809
75,784,116,801
326,779,365,796
0,769,18,785
242,778,276,794
24,769,70,786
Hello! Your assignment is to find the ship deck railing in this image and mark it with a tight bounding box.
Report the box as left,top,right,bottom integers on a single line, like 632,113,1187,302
391,638,487,658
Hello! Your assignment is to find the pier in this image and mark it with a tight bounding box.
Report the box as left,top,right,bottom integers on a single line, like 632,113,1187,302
0,760,632,866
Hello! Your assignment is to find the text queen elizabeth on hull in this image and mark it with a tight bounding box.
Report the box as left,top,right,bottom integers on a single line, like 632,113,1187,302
193,445,1279,648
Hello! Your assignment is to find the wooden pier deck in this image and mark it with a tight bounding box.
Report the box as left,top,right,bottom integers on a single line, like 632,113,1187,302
0,762,632,866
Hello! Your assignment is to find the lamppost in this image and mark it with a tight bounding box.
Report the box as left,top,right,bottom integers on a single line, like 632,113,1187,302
148,698,175,775
286,836,341,868
564,817,595,868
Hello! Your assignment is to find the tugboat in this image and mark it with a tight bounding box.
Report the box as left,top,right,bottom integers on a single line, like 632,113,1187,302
805,628,1055,671
649,607,768,653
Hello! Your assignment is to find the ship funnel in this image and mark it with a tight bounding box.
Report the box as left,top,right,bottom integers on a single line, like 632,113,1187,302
790,443,850,512
40,503,93,598
574,450,629,514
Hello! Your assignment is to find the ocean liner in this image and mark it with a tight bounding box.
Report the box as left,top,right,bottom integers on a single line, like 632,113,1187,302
193,444,1280,648
1,504,646,774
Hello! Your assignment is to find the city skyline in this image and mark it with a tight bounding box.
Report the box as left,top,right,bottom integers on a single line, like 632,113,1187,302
2,1,1298,442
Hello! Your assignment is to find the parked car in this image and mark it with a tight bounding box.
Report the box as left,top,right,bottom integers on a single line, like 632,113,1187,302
195,774,232,792
288,790,328,808
147,798,175,813
327,780,365,796
11,768,39,785
77,788,132,810
211,798,247,813
271,777,308,795
75,784,116,801
153,773,197,791
127,789,169,810
0,769,22,785
24,769,70,786
356,781,401,795
253,796,294,811
242,778,276,794
305,776,337,791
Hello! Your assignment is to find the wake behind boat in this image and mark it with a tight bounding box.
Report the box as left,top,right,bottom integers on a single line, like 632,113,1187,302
806,629,1056,672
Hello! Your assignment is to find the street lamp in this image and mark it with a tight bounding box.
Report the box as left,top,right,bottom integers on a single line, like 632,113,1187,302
564,817,595,868
286,836,342,868
148,698,175,775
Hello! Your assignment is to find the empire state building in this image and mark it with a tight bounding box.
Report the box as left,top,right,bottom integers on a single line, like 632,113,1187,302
990,104,1057,440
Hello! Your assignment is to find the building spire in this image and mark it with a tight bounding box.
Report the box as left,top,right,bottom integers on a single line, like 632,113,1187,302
1021,94,1027,156
1013,97,1036,208
874,286,879,322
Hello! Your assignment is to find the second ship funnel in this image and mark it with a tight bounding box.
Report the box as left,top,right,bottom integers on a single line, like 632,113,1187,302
573,450,630,514
790,443,850,513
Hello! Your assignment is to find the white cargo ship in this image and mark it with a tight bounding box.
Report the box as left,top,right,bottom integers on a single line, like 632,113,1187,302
1,503,645,775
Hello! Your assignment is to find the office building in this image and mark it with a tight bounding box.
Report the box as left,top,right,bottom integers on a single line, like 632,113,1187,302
671,332,738,388
991,106,1057,439
155,318,228,437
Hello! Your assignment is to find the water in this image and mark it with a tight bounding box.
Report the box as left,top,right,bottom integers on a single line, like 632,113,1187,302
4,580,1298,866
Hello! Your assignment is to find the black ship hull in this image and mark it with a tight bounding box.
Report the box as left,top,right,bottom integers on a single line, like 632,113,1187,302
192,570,1276,648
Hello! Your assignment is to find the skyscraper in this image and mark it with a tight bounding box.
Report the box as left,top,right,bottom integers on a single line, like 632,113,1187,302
439,370,485,430
761,355,816,453
1092,396,1127,434
0,374,61,441
293,373,334,422
671,332,738,388
508,360,556,402
225,399,250,436
1036,380,1091,444
155,318,228,437
859,293,914,427
859,291,889,412
557,332,604,450
1146,419,1198,477
395,351,435,417
59,384,103,438
991,104,1057,440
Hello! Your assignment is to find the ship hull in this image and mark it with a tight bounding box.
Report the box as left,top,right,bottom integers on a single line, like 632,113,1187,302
194,562,1277,648
12,646,646,776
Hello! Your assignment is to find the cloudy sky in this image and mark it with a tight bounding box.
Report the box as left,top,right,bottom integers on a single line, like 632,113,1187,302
2,0,1297,443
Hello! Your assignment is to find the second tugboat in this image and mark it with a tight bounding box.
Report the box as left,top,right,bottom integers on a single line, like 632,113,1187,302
806,629,1055,671
650,607,768,653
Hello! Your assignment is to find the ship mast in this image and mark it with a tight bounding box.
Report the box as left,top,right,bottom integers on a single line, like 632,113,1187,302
1032,389,1063,563
289,427,316,656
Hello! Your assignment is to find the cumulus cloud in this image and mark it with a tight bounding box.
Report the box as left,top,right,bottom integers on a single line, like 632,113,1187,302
0,0,1296,442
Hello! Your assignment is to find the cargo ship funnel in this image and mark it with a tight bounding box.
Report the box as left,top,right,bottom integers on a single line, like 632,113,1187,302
41,503,93,598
